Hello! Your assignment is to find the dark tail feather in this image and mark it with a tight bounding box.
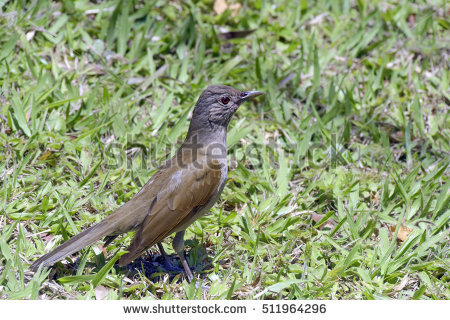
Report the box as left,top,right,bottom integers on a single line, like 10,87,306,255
30,220,115,271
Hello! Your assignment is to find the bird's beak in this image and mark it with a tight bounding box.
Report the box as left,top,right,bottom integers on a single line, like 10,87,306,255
238,91,264,104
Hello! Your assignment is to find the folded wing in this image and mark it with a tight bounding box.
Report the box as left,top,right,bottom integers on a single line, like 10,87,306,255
118,158,221,266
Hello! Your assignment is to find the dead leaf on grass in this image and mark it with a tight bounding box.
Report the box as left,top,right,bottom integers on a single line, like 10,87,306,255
98,244,108,257
389,224,413,242
311,213,338,230
393,272,410,291
40,233,54,242
95,285,110,300
214,0,241,16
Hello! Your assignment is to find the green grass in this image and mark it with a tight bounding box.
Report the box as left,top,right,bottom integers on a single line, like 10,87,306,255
0,0,448,300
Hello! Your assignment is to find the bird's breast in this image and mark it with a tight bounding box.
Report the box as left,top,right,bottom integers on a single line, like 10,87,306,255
171,156,228,233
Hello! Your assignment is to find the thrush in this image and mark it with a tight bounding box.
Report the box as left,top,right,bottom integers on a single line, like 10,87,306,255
30,85,263,280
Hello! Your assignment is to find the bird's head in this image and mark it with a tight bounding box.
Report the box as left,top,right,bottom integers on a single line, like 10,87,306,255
192,85,263,128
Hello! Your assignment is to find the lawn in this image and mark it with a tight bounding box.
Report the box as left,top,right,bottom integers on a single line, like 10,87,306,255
0,0,448,299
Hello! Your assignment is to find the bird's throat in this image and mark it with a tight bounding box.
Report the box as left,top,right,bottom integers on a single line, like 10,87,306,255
182,124,228,167
185,120,227,147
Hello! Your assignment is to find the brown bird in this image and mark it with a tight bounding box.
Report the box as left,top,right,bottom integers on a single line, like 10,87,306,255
30,85,263,280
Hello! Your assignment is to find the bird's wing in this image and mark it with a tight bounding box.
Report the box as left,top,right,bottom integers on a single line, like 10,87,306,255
118,157,222,265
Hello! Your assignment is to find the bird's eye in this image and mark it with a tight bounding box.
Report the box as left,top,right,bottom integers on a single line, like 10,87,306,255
221,96,230,105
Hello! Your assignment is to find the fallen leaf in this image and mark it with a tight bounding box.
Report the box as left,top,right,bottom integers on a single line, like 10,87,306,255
214,0,228,15
40,233,54,242
95,285,110,300
393,272,410,291
389,224,413,242
229,3,241,16
371,191,380,206
251,272,261,287
311,213,338,230
214,0,241,16
98,244,108,257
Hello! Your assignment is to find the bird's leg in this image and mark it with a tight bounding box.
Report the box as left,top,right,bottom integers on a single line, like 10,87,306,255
157,242,168,259
172,230,193,282
155,242,185,273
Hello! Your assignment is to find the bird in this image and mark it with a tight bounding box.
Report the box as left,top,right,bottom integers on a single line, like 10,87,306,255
30,85,263,281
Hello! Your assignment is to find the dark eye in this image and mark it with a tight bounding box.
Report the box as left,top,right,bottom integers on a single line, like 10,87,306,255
221,96,230,105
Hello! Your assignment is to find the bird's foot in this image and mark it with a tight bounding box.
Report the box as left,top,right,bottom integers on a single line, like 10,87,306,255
160,256,185,273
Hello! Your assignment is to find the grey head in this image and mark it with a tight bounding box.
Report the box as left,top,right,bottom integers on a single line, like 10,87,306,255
190,85,263,131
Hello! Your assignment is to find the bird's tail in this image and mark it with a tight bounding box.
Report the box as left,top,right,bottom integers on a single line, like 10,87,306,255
30,220,115,271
